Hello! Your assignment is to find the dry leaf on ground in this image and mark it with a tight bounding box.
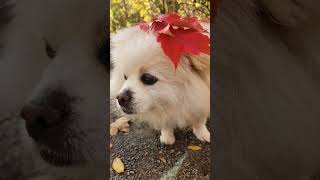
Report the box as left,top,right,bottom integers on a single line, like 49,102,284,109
112,157,125,174
187,145,202,151
110,117,130,136
159,157,167,163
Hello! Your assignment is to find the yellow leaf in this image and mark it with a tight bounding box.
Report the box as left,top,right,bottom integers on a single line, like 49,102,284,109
112,157,125,173
187,145,202,151
110,117,130,136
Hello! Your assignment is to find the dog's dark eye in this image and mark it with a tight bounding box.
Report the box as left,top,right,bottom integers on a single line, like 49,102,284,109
43,39,56,59
141,73,158,85
124,74,127,80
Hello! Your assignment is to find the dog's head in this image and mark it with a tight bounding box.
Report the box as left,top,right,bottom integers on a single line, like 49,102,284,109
111,26,210,118
2,0,108,173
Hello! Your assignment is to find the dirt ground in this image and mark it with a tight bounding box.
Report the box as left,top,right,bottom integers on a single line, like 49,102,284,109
110,118,211,180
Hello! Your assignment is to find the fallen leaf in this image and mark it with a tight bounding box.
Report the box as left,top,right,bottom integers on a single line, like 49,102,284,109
110,126,118,136
121,127,129,133
110,117,130,136
110,143,112,149
112,157,125,174
159,157,167,163
187,145,202,151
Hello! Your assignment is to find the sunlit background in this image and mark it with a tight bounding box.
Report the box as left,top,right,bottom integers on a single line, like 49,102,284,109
110,0,210,33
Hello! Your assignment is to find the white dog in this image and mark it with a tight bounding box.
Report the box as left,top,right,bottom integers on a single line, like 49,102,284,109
111,23,210,145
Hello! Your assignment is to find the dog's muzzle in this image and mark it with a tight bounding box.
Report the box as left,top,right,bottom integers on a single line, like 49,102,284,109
116,89,135,114
19,89,86,167
20,89,75,142
20,103,62,140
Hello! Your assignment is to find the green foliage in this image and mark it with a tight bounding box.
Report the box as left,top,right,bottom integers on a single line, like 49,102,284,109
110,0,210,33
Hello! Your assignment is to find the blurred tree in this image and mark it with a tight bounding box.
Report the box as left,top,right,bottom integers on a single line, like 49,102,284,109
110,0,210,33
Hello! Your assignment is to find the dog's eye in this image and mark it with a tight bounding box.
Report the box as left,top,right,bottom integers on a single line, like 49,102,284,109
43,38,56,59
141,73,158,85
124,74,127,80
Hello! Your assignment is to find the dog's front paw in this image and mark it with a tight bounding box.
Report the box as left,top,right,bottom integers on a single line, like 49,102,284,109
160,129,175,145
193,124,210,142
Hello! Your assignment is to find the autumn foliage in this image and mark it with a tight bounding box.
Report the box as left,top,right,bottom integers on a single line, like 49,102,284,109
139,13,210,69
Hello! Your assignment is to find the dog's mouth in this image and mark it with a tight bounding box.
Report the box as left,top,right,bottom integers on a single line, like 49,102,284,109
121,107,136,114
37,143,86,167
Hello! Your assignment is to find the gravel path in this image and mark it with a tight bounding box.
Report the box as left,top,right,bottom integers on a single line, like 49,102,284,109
110,118,211,179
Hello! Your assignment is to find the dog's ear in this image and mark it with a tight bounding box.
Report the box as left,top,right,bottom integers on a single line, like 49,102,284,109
187,54,210,72
185,54,210,83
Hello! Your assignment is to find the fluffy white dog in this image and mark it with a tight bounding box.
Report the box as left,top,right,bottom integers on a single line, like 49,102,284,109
111,23,210,145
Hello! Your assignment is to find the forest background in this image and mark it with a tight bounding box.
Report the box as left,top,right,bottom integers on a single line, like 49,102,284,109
110,0,211,33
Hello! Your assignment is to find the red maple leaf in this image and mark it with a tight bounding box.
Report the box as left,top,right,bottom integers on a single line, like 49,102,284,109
139,13,210,69
157,28,210,69
169,16,207,33
138,21,150,31
151,14,207,33
200,18,209,23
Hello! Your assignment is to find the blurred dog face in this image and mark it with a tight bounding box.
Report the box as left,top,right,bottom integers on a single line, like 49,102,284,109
215,0,320,179
111,26,210,120
1,0,108,177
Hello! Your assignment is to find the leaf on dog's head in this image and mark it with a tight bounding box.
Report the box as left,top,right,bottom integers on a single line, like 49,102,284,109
200,18,209,23
139,13,210,69
157,28,210,69
139,21,151,31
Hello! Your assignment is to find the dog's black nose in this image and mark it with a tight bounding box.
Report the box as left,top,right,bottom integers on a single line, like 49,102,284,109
20,104,61,140
116,89,133,107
